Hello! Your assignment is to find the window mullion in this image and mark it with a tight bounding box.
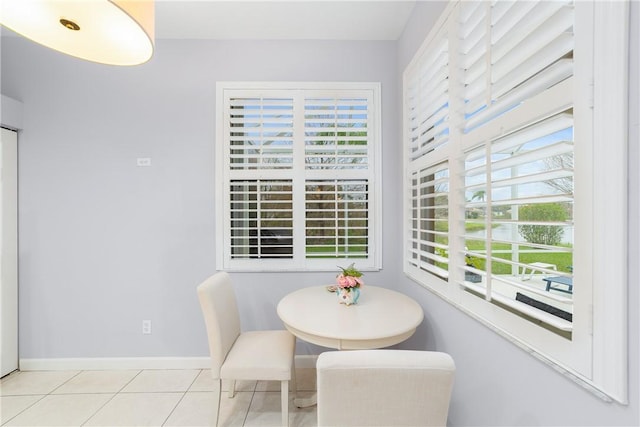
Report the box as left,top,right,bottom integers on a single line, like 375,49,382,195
447,3,467,296
483,2,494,303
483,138,493,301
292,91,306,265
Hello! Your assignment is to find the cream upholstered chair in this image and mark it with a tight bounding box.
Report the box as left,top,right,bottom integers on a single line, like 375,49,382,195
317,349,455,427
197,272,296,427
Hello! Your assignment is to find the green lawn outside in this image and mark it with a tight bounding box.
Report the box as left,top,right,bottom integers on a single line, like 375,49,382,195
303,224,573,275
465,241,573,274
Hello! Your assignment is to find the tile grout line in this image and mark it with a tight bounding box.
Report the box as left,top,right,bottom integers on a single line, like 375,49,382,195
1,369,84,426
242,385,258,427
160,391,188,426
160,368,203,426
80,368,143,427
49,370,83,394
1,394,46,426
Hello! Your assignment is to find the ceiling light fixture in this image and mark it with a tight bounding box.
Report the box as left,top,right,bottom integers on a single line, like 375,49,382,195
0,0,154,66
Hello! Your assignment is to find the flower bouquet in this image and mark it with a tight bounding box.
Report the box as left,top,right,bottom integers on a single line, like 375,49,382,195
335,263,363,305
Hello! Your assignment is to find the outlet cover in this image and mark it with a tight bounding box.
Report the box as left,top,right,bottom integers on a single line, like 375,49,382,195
142,320,152,334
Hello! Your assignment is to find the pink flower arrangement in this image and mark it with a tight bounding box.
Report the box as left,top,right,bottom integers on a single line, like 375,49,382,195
336,263,364,289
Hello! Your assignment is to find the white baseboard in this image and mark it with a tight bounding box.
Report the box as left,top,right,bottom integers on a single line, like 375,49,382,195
19,354,319,371
19,357,211,371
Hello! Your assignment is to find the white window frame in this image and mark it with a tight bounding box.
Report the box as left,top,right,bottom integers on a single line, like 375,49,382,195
216,82,382,272
402,1,628,403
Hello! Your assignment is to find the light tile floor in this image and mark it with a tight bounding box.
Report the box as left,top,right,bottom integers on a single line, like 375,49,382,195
0,368,317,427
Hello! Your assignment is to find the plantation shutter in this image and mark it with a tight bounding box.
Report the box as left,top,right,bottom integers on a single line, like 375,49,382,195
408,162,450,280
404,0,576,330
229,96,294,169
304,96,370,169
404,0,628,402
304,95,372,259
305,180,369,258
461,0,574,133
404,18,451,285
219,84,380,271
459,0,575,330
406,39,450,160
227,94,295,259
229,180,294,259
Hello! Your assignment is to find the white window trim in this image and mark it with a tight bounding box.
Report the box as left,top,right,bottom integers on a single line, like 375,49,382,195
215,81,383,272
402,1,628,403
589,1,629,404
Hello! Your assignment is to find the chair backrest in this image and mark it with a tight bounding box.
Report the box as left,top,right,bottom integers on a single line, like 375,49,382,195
197,272,242,378
317,349,455,427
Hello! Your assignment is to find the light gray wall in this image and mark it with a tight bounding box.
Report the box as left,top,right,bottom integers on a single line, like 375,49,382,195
1,95,23,129
1,36,401,359
1,1,638,425
394,1,639,426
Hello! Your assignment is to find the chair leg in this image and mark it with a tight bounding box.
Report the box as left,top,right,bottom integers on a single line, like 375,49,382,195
290,361,297,399
228,380,236,398
213,379,222,427
281,380,289,427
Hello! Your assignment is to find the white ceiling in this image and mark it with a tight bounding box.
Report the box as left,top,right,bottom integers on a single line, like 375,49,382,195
154,0,418,40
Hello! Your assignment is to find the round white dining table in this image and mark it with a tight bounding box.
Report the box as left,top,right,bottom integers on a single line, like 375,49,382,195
277,285,424,350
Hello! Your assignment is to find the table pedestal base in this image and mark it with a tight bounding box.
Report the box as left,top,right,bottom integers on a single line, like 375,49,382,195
294,394,317,408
